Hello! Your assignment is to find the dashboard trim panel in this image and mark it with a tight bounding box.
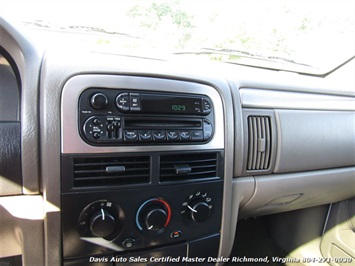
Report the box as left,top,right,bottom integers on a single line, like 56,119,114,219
240,88,355,111
61,75,224,154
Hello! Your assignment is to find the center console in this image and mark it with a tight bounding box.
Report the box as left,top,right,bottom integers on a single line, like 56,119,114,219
61,75,225,265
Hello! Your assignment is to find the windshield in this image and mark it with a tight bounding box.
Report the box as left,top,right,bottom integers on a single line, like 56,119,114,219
1,0,354,75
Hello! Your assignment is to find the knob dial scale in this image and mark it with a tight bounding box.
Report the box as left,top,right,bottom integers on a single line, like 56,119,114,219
181,191,213,223
78,199,124,240
136,198,171,233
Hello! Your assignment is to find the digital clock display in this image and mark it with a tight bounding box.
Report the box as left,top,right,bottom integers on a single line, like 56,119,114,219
141,94,202,114
171,105,186,111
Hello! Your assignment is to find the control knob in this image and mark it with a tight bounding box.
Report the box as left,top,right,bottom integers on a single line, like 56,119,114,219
78,200,123,240
143,206,168,231
136,198,171,232
187,199,211,223
89,209,116,238
90,93,108,110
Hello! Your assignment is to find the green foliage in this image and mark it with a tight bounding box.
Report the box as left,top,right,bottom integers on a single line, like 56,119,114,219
127,0,193,49
125,0,354,69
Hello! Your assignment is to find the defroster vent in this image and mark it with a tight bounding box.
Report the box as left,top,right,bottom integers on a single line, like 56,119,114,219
160,153,218,182
247,116,272,171
73,156,150,187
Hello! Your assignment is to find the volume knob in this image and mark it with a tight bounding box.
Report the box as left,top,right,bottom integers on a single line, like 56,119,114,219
90,93,108,110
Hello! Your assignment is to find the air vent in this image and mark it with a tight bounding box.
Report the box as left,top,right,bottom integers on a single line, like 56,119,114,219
160,153,218,182
247,116,272,170
73,156,150,187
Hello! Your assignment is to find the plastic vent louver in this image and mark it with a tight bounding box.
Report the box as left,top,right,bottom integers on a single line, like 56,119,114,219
247,116,272,170
73,156,150,187
160,153,218,182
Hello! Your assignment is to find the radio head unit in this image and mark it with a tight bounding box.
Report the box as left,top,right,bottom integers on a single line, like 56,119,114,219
78,89,214,146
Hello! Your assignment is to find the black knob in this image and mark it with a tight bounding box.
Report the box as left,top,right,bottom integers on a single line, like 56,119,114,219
136,198,171,232
90,93,108,109
89,209,116,238
188,200,211,223
143,207,168,231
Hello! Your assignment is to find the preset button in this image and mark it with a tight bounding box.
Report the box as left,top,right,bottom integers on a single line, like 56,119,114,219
124,130,138,142
153,130,166,142
139,130,152,142
191,130,203,141
166,130,179,141
179,130,191,141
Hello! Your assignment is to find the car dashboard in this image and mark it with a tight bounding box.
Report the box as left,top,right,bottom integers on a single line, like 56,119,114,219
0,18,354,266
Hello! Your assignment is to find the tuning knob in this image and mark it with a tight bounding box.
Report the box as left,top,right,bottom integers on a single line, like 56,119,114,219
89,209,116,238
187,200,211,223
90,93,108,110
136,198,171,232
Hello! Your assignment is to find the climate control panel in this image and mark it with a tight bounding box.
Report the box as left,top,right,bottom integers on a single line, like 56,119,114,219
61,180,222,259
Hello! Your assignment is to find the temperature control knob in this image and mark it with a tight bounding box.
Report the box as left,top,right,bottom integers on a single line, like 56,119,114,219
136,198,171,232
90,93,108,110
89,209,116,237
187,200,211,223
143,207,168,231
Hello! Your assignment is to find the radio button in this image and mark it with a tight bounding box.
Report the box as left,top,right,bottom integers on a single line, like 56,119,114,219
92,118,101,125
153,130,166,142
191,130,203,141
166,130,179,142
130,93,141,112
202,98,212,114
93,132,101,139
179,130,191,141
116,93,130,112
124,130,138,142
203,120,213,140
139,130,152,142
192,99,202,113
90,93,108,110
194,107,202,113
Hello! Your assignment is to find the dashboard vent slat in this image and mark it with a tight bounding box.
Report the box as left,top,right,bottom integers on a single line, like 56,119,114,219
73,156,150,187
247,116,272,171
160,153,219,182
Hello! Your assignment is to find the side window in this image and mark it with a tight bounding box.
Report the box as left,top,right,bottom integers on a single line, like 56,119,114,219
0,53,19,121
0,51,22,195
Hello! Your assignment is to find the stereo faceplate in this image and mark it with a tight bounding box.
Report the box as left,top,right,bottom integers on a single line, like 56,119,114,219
61,75,224,153
78,89,214,146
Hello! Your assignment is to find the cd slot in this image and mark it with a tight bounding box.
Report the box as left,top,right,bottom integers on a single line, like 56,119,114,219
124,118,202,129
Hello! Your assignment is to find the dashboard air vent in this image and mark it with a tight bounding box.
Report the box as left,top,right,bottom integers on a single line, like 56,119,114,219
247,116,272,170
160,153,218,182
73,156,150,187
